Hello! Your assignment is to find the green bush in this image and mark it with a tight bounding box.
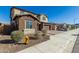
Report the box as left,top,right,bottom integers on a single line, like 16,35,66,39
34,31,40,39
11,31,24,42
41,29,47,36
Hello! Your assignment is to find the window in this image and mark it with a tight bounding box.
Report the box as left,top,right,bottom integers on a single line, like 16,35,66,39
26,20,32,29
43,16,46,20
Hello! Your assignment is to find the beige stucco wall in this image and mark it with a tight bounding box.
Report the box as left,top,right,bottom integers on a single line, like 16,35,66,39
12,9,20,18
39,14,48,22
12,8,37,19
24,29,35,35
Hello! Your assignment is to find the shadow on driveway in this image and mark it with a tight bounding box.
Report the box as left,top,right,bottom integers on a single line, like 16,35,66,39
72,34,79,36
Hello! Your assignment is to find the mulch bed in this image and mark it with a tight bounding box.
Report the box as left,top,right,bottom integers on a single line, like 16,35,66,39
0,35,49,53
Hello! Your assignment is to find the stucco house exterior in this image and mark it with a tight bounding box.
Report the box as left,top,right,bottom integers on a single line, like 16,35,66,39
10,7,58,34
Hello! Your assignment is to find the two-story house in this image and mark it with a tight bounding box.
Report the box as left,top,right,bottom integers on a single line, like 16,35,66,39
10,7,57,34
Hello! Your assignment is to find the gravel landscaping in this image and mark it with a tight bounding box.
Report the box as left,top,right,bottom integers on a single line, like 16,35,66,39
0,35,49,53
0,30,64,53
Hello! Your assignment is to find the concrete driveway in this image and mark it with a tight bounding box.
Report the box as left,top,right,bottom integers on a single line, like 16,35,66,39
47,30,65,35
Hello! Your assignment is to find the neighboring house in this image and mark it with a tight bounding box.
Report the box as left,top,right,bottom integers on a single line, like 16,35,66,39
0,24,12,35
10,7,57,34
75,24,79,28
57,23,68,31
57,23,74,31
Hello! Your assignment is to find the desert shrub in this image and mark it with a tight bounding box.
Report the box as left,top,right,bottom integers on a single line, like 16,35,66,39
41,29,47,36
29,31,43,39
28,31,40,39
34,31,41,39
70,25,76,30
11,31,24,42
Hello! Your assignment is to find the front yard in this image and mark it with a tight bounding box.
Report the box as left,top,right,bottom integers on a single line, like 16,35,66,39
0,30,64,53
0,35,49,53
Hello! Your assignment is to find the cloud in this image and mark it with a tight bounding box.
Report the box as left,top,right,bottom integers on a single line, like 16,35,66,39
0,19,10,24
0,16,10,24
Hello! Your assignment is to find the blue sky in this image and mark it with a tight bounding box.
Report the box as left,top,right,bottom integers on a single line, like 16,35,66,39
0,6,79,24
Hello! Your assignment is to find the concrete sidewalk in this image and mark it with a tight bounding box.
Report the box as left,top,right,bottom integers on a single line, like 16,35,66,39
72,33,79,53
18,29,79,53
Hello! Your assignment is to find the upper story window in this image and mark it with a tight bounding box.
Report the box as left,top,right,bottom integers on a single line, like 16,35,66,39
43,16,46,20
